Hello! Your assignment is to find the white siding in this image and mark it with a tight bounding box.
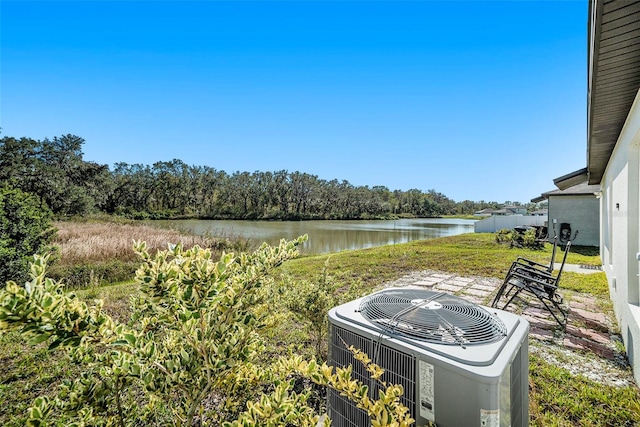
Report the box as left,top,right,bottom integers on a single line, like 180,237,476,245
601,88,640,383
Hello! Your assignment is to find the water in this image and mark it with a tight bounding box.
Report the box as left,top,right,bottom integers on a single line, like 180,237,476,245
147,218,476,255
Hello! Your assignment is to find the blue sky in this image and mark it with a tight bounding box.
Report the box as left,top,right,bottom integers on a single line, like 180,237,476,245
1,1,587,203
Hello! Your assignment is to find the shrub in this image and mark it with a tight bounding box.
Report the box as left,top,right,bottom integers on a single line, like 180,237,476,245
282,258,342,360
495,228,514,244
0,237,414,426
496,228,542,250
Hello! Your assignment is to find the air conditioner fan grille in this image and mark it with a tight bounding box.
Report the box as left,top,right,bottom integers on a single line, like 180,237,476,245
358,289,507,345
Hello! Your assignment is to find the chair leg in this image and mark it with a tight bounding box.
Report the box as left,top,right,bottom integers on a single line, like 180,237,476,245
540,296,567,329
491,282,509,308
492,270,520,308
501,286,524,311
494,266,568,329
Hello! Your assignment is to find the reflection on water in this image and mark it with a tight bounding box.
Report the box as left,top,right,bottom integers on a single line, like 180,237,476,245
146,218,476,255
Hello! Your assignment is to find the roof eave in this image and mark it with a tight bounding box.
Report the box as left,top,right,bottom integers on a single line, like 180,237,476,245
586,0,640,184
586,0,601,184
531,195,546,203
553,168,589,190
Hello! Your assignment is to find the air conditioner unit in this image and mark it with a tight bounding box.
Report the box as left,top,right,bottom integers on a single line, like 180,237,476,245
327,287,529,427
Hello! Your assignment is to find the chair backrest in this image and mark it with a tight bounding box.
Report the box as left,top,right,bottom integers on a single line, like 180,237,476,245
554,230,578,284
548,219,558,273
548,232,559,272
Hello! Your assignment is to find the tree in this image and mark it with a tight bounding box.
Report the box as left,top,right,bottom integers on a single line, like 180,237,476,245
0,185,55,285
0,134,111,216
0,136,39,194
36,135,93,215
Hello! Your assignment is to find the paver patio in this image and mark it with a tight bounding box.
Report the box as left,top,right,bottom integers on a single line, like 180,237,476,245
382,266,625,367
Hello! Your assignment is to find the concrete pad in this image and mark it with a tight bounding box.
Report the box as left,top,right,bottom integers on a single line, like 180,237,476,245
434,284,464,293
555,264,603,275
412,279,440,287
470,283,498,292
432,273,454,279
449,276,474,284
463,288,490,298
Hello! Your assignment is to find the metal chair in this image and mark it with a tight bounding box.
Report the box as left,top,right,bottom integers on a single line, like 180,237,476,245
491,230,578,329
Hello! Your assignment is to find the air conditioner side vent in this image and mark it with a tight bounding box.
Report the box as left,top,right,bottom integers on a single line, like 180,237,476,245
329,325,416,426
510,343,526,426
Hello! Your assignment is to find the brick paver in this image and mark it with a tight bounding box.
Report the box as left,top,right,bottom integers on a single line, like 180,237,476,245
432,273,454,279
530,327,554,341
449,277,475,284
570,307,609,331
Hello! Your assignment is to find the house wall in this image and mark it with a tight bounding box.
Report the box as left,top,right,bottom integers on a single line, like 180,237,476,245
547,195,599,246
600,89,640,383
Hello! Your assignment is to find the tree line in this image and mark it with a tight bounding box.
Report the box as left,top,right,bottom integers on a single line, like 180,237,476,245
0,134,536,219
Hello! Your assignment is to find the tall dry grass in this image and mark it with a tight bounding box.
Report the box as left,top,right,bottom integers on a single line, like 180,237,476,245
53,221,227,265
49,221,254,287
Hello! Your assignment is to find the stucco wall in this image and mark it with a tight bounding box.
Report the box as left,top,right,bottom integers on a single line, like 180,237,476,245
600,88,640,383
547,195,599,247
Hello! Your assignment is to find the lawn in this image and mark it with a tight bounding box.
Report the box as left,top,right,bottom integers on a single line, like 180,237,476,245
1,230,638,426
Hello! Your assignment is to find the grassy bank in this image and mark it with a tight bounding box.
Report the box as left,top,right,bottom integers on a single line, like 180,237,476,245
1,224,638,426
282,233,605,297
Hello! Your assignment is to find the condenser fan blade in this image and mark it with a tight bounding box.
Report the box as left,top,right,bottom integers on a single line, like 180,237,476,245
359,289,507,345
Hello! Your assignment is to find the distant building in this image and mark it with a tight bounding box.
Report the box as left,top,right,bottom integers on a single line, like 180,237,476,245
531,180,600,247
529,209,548,216
473,208,495,216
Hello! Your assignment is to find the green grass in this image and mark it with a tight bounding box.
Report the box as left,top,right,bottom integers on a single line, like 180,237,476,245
529,353,640,426
0,281,136,426
561,271,609,297
1,232,638,426
281,233,602,294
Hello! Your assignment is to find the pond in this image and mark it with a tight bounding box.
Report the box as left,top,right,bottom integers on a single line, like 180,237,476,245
147,218,476,255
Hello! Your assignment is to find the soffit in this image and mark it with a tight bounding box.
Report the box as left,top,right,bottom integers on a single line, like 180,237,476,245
588,0,640,184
